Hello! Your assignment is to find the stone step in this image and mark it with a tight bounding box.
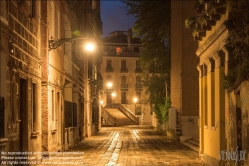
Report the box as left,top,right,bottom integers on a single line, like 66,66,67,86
187,139,199,147
181,141,199,152
193,137,199,142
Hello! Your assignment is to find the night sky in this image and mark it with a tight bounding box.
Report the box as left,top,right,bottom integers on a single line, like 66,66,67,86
101,0,136,37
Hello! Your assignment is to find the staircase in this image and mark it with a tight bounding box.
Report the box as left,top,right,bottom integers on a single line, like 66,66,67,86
181,137,199,152
105,109,136,126
104,103,139,125
101,106,116,126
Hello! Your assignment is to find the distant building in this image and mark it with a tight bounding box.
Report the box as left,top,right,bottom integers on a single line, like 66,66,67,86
100,30,153,125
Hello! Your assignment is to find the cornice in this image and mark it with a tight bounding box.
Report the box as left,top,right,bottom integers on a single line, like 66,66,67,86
196,23,227,57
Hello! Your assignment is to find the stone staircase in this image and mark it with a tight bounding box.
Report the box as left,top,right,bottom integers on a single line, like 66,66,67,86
101,106,116,126
105,108,137,126
105,103,139,125
181,137,199,152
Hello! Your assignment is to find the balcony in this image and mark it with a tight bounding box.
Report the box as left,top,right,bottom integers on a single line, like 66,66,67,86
120,68,128,73
135,68,142,73
121,99,128,104
103,51,140,57
106,67,113,73
120,84,128,90
135,84,143,90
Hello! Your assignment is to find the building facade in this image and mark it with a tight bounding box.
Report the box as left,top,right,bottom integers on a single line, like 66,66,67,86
0,0,42,156
0,0,102,163
186,0,249,165
100,30,153,125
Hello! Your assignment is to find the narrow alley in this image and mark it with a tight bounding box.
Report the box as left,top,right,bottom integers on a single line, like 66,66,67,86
38,126,207,166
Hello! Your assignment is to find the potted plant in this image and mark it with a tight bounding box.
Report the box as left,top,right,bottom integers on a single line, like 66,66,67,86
194,0,204,13
185,17,196,28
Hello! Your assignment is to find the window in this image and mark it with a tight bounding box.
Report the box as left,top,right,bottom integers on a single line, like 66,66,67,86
121,60,128,72
121,60,126,69
106,92,112,104
135,60,142,73
73,103,77,127
136,92,141,104
135,107,141,115
136,76,142,89
116,47,122,54
121,76,127,88
106,60,113,72
107,60,112,68
0,0,7,22
121,92,126,104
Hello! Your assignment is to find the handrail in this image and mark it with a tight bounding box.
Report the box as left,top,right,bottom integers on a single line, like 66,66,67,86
101,106,116,125
105,103,139,124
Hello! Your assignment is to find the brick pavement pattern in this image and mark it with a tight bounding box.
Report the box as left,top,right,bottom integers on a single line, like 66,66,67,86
38,125,207,166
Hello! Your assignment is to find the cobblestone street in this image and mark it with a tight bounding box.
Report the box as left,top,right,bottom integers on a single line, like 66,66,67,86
39,126,207,166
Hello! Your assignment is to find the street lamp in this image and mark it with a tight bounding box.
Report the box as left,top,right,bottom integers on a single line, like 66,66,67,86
106,82,113,88
111,92,116,103
85,43,95,52
133,97,137,113
48,37,95,51
111,92,116,97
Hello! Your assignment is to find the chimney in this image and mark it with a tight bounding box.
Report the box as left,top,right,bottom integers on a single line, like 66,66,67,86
126,29,132,51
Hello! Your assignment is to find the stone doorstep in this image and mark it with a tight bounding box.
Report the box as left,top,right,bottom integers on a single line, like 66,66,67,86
193,137,199,142
181,141,199,152
187,139,199,147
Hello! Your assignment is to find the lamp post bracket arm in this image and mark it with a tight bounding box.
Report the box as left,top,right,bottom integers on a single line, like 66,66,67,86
48,37,88,51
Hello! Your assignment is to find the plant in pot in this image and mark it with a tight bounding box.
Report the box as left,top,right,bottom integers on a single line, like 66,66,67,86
194,0,204,13
185,17,196,28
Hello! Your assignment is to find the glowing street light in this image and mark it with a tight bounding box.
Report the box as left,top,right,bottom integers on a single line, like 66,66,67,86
107,82,113,88
133,97,137,112
112,92,116,97
48,37,95,51
85,43,95,51
133,97,138,103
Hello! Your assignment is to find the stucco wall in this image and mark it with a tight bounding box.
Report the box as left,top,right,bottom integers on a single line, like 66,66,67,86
226,81,249,166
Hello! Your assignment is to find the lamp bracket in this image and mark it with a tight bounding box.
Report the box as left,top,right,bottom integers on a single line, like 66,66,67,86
48,37,87,51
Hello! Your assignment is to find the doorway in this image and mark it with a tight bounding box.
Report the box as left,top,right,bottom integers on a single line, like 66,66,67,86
19,79,28,152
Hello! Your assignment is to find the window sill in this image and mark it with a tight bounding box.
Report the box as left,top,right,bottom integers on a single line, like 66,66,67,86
31,131,40,136
51,129,57,134
0,138,8,147
210,126,216,131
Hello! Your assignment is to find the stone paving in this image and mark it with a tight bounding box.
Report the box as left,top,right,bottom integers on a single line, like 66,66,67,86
38,125,207,166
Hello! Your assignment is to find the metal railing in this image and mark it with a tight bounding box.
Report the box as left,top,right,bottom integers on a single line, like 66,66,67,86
101,106,116,125
105,103,139,125
120,84,128,89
